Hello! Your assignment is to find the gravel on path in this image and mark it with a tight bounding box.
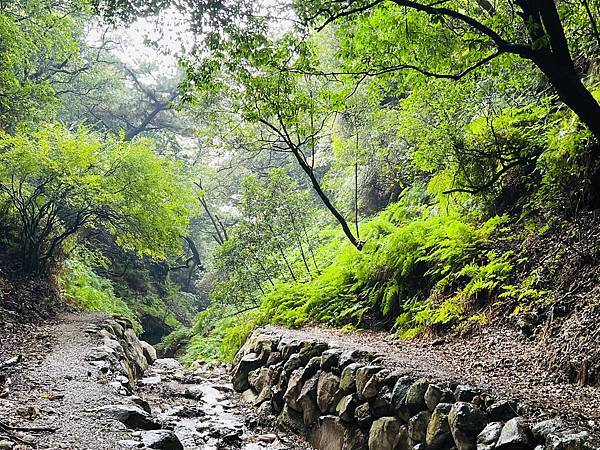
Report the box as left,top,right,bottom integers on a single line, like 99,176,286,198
0,312,135,449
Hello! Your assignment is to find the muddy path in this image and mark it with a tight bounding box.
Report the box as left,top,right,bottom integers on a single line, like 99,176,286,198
0,313,308,449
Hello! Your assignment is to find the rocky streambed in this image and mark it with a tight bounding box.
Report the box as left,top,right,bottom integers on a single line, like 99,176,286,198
0,313,308,449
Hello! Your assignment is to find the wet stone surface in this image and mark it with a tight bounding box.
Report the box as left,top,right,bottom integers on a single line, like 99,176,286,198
0,313,310,450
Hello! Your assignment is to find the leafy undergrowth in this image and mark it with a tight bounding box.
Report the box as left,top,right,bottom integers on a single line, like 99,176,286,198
180,200,529,364
58,256,143,333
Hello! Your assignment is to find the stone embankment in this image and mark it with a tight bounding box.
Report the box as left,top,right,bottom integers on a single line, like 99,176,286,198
232,328,597,450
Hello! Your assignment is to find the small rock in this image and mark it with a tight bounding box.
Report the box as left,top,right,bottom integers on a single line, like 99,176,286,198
478,422,502,446
448,402,487,450
98,404,161,430
409,410,431,444
531,418,564,441
487,401,518,422
129,396,151,413
118,440,144,448
257,433,277,443
141,430,183,450
496,417,533,450
454,385,480,403
140,375,162,385
368,417,406,450
182,386,204,400
241,389,257,404
16,404,39,418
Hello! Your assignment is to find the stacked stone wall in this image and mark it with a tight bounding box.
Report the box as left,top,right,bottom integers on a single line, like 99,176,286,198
232,329,595,450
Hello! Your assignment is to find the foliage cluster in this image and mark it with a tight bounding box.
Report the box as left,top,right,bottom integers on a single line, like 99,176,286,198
58,254,142,332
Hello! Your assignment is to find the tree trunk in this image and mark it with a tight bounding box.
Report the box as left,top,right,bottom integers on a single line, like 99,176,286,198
535,58,600,142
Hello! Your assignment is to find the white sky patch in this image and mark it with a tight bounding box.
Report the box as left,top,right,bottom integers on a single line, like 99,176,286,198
86,8,196,76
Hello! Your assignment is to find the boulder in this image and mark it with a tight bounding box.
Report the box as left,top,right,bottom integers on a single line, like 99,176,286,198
405,379,429,415
391,376,413,420
278,404,305,433
98,404,161,430
298,373,321,427
426,403,453,449
122,328,149,378
487,401,518,422
336,394,359,422
232,352,263,392
339,350,362,369
355,402,372,429
317,371,342,413
496,417,533,450
140,341,157,365
299,341,329,361
266,351,283,366
363,369,392,400
477,422,502,447
304,356,323,380
321,349,342,372
369,417,407,450
310,415,366,450
448,402,487,450
340,363,364,393
248,367,275,395
531,419,564,442
546,432,588,450
141,430,183,450
454,385,480,403
408,411,431,444
128,396,151,413
371,385,394,418
278,339,302,360
425,384,453,412
284,368,306,411
356,366,382,399
284,353,304,374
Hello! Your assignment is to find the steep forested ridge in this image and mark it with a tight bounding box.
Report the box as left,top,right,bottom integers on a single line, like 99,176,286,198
0,0,600,433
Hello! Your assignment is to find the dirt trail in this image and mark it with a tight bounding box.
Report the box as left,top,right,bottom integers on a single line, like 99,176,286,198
264,323,600,444
0,313,308,449
0,313,139,448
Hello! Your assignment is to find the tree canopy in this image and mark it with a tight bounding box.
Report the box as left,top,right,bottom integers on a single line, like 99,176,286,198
0,123,196,273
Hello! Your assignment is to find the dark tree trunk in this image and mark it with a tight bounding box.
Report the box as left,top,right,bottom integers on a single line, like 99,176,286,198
538,61,600,142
